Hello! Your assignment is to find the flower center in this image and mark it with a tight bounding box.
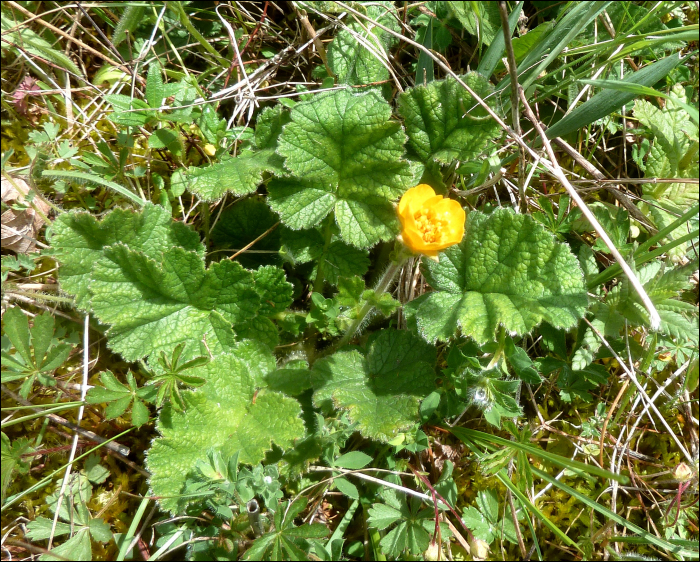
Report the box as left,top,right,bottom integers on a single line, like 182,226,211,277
414,207,448,244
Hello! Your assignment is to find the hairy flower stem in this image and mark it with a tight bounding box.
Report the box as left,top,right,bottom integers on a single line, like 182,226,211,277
334,256,406,351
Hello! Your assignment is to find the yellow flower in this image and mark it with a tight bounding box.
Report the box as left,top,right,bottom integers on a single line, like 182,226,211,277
397,184,465,258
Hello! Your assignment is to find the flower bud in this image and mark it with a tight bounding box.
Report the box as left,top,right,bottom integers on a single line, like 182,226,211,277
673,462,693,482
468,537,490,560
424,539,442,561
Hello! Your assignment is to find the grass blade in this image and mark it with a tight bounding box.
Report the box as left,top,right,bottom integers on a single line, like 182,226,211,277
533,466,697,558
42,170,147,207
450,426,629,483
544,53,686,140
477,1,523,80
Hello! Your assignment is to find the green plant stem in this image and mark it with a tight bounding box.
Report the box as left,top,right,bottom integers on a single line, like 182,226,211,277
312,214,334,296
5,290,74,305
487,325,507,369
364,503,387,561
170,3,229,67
117,496,150,561
334,256,406,351
1,403,84,429
202,202,211,251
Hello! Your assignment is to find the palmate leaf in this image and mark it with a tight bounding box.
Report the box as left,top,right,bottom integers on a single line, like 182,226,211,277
327,1,400,86
397,73,501,165
49,204,292,362
269,88,418,248
148,349,305,514
86,244,260,362
405,208,588,344
311,330,436,441
49,203,203,305
173,106,289,201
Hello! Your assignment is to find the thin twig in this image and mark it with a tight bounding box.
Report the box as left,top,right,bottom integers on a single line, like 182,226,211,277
584,319,694,465
47,315,90,550
228,222,279,261
518,89,662,330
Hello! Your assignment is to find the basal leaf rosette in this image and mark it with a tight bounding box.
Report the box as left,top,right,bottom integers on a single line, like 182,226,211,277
269,88,419,248
398,184,465,258
405,208,588,343
148,348,304,514
311,330,436,441
398,73,501,165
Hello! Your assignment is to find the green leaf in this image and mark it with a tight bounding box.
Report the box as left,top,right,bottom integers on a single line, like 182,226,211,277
42,170,148,207
405,208,588,344
334,477,360,499
544,52,686,141
581,79,699,126
398,73,501,165
1,14,83,77
367,502,403,529
88,518,112,543
253,266,294,316
368,491,446,557
319,241,370,286
1,433,32,501
148,129,182,156
112,5,145,46
2,306,33,366
174,105,289,201
130,399,150,428
477,1,524,79
174,150,285,202
148,350,305,514
103,94,152,127
83,454,110,485
311,330,436,441
49,204,198,305
634,84,698,256
87,244,260,361
334,451,373,469
447,2,502,46
25,517,72,540
39,528,92,561
505,337,542,384
146,63,164,109
270,88,417,248
327,2,399,86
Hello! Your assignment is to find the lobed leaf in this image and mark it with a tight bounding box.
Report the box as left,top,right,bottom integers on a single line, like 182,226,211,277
270,88,418,248
397,73,501,165
88,243,260,361
148,350,305,514
405,208,588,344
49,203,202,305
311,330,436,441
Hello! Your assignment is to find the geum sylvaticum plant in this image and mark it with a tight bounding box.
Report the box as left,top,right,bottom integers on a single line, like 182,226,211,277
10,2,697,560
47,74,592,507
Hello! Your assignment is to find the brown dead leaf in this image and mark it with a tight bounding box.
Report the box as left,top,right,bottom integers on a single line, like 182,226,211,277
1,175,50,253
